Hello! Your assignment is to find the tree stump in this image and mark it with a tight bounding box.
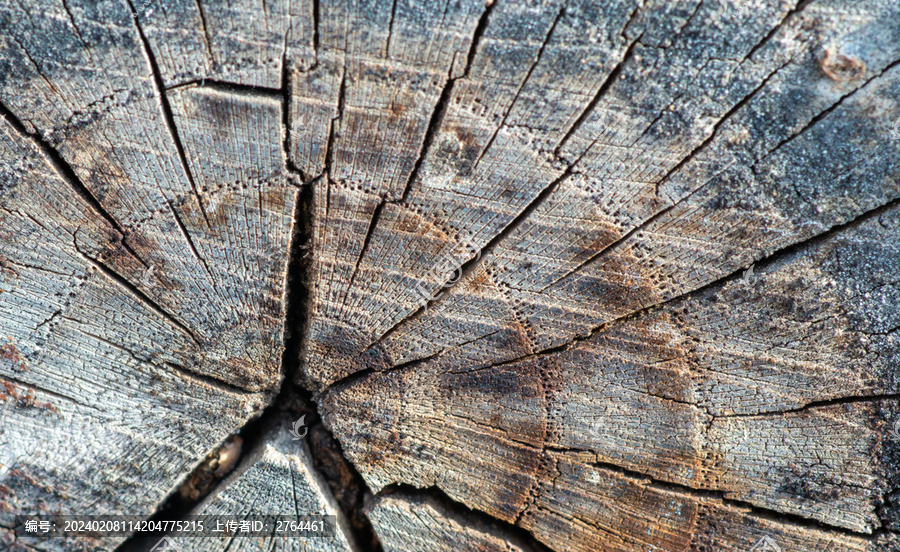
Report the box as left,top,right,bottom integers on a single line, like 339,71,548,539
1,0,899,551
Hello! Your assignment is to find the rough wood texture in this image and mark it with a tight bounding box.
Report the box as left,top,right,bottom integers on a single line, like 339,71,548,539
1,0,899,551
0,0,294,546
168,422,358,552
367,493,534,552
322,204,900,542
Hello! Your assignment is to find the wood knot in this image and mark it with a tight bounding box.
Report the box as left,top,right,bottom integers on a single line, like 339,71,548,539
820,48,866,82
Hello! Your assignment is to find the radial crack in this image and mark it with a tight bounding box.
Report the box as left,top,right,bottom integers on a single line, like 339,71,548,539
73,241,200,345
553,33,644,160
384,0,398,58
0,100,150,269
373,484,555,552
544,53,897,293
471,6,564,172
165,199,216,285
281,17,307,181
60,0,89,51
743,0,814,64
397,0,495,202
364,150,585,355
347,190,900,402
192,0,214,62
556,455,888,540
714,392,900,419
125,0,213,230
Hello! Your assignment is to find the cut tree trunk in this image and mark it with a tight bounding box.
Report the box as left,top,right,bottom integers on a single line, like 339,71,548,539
0,0,899,551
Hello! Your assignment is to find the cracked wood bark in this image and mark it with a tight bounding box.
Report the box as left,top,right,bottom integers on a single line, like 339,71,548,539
0,1,899,552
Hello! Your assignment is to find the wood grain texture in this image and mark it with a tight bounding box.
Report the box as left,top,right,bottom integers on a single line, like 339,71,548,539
1,0,898,551
320,202,900,544
135,0,307,88
0,0,296,544
0,99,268,524
0,0,296,390
368,493,534,552
373,0,900,373
168,422,358,552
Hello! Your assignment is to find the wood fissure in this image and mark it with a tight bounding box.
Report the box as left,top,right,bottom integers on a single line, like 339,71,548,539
282,44,306,181
125,0,212,229
192,0,214,62
372,485,556,552
766,55,900,159
165,79,283,97
472,5,565,172
72,242,201,346
385,191,900,393
3,1,900,550
0,100,144,266
165,199,217,285
397,0,496,203
553,32,643,161
743,0,814,64
0,373,85,409
548,452,889,539
164,362,257,397
113,159,381,552
361,155,584,366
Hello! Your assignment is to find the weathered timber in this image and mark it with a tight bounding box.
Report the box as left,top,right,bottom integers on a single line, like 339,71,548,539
367,492,539,552
322,202,900,542
166,422,358,552
1,0,898,551
0,0,295,547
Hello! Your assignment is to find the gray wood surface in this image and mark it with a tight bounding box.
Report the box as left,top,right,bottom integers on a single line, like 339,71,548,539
367,493,534,552
1,0,898,551
168,422,358,552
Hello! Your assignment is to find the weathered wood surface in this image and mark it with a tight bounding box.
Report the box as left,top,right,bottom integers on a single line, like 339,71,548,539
0,0,295,547
322,203,900,539
167,422,358,552
367,493,534,552
0,0,899,551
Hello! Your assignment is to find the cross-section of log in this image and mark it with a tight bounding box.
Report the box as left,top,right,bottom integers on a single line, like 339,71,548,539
321,202,900,546
2,0,899,551
372,0,900,375
0,0,297,390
